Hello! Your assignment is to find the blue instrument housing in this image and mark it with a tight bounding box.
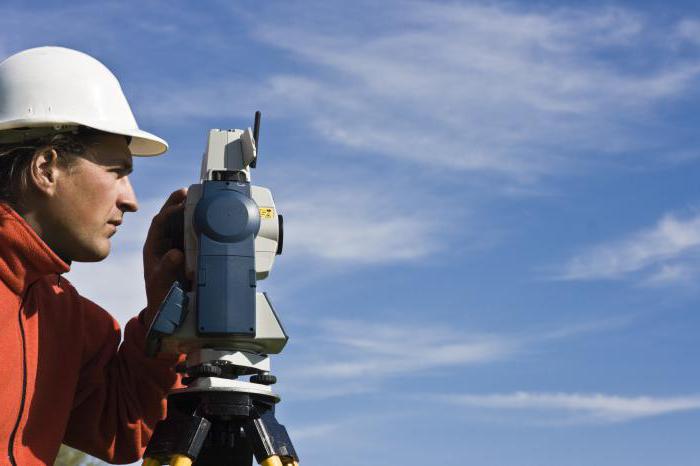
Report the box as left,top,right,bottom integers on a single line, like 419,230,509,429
193,178,260,335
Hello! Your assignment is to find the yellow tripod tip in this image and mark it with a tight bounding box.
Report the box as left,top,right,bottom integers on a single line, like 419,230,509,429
261,456,285,466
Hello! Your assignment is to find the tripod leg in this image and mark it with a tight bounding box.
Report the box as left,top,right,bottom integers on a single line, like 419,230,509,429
245,406,298,466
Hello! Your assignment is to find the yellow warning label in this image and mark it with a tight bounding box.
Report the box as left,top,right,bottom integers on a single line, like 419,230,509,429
259,207,275,219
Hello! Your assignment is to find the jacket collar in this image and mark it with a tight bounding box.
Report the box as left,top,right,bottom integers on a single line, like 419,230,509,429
0,203,70,295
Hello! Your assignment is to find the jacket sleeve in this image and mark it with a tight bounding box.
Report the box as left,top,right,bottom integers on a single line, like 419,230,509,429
61,291,181,464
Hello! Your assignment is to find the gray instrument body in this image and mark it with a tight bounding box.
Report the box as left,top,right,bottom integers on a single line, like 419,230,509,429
150,128,287,390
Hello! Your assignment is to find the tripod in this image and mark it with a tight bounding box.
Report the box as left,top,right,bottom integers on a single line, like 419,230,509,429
142,383,298,466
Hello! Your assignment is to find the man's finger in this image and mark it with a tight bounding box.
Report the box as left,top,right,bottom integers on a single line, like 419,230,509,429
145,195,187,247
162,248,184,268
147,249,184,282
154,249,186,289
158,188,188,214
149,202,185,230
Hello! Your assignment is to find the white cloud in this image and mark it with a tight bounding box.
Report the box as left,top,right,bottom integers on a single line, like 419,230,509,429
66,250,145,325
557,212,700,282
280,185,440,263
442,391,700,423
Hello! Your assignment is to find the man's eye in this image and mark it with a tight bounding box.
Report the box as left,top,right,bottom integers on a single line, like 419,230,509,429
111,168,129,177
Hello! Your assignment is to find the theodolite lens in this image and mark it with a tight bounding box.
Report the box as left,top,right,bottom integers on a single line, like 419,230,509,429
212,170,247,182
276,215,284,255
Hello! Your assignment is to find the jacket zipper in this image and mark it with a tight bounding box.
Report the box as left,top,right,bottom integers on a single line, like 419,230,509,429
8,288,30,466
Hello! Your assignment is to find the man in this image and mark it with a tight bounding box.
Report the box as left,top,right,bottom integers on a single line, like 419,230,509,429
0,47,184,464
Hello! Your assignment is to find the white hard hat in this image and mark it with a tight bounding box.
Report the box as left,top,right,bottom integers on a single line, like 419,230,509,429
0,46,167,156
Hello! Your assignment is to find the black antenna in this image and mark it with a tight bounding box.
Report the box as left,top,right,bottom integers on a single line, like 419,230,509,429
251,110,261,168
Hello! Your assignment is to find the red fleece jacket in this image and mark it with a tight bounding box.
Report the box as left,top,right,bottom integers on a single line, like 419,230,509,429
0,203,179,465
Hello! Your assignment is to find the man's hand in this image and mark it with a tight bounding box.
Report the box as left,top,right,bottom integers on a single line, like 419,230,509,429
143,188,188,327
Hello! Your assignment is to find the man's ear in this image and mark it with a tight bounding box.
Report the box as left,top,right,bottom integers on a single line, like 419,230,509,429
29,148,61,196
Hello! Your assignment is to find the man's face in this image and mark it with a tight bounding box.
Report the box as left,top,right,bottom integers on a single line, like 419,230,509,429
40,133,138,262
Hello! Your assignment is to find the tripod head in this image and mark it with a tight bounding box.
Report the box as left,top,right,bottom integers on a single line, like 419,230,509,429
146,112,287,398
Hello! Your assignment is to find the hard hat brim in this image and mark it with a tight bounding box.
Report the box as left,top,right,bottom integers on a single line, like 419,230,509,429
115,127,168,156
0,118,168,156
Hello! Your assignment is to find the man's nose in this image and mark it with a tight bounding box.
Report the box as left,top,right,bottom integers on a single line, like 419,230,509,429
118,176,139,213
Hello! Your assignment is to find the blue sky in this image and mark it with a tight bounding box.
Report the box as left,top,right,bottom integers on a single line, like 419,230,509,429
3,1,700,465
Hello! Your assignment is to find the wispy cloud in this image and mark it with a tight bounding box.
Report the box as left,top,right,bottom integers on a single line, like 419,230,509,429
556,211,700,282
279,315,628,398
442,391,700,423
295,320,517,379
132,2,700,179
643,263,696,286
277,320,516,401
288,421,345,441
674,19,700,46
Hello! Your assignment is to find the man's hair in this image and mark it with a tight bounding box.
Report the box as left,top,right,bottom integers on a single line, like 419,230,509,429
0,132,88,206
